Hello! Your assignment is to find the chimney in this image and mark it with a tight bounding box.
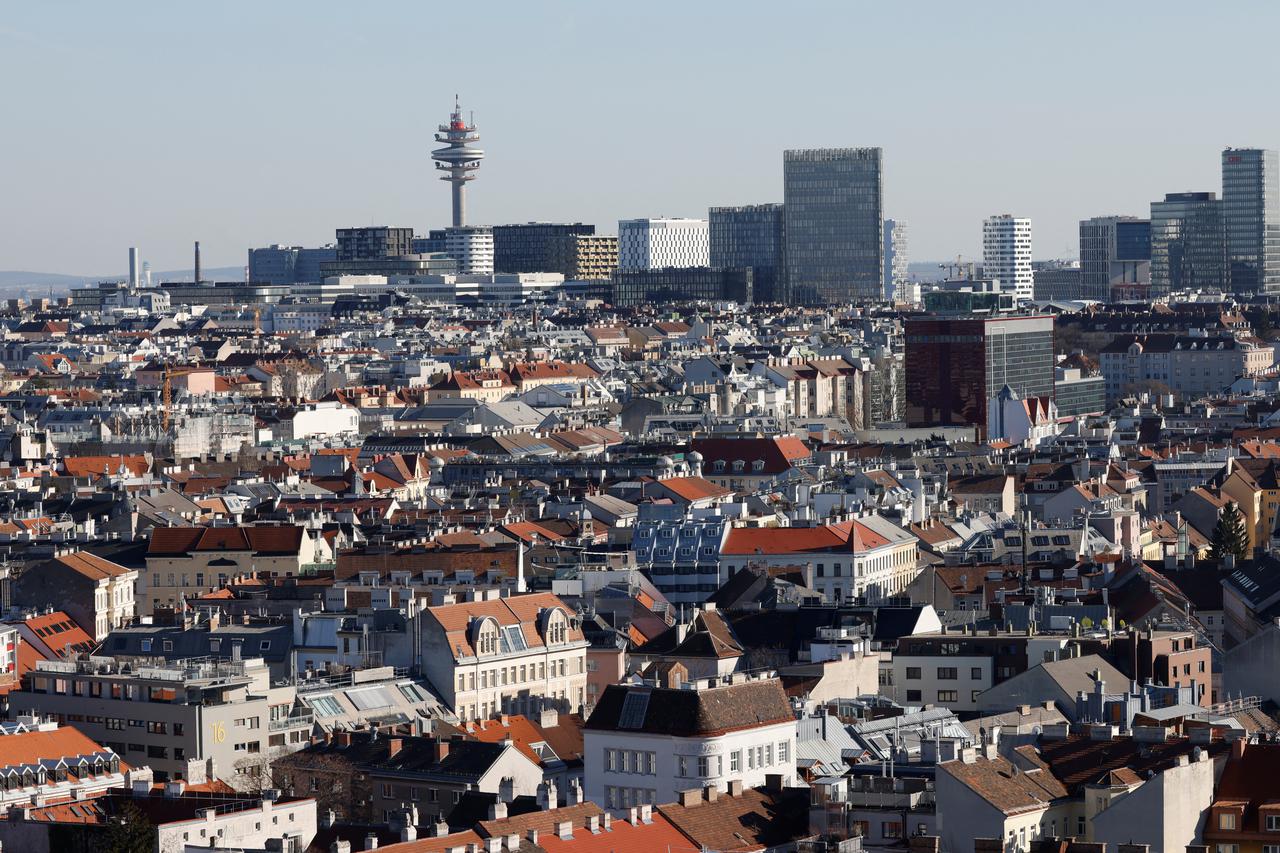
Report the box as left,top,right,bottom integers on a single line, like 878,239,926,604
363,833,378,851
727,779,744,797
435,740,450,762
194,240,202,283
526,830,539,846
639,804,652,824
602,813,612,832
537,781,557,810
331,843,352,853
678,789,701,807
1232,737,1247,760
586,815,600,834
703,784,718,803
386,738,402,758
566,779,583,806
488,801,507,820
556,820,573,840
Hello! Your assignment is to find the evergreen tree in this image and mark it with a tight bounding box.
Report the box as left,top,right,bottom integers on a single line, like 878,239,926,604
103,800,154,853
1210,501,1250,560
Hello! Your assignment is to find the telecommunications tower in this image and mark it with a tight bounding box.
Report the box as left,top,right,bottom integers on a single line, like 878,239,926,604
431,97,484,227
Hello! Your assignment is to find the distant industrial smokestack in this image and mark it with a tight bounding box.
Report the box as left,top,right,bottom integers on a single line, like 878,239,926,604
128,247,139,288
194,241,201,283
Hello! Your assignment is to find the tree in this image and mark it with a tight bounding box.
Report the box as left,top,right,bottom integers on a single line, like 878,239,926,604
1210,501,1250,560
103,800,154,853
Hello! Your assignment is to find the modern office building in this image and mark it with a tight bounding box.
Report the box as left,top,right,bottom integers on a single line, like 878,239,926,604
336,227,414,261
1222,148,1280,296
1031,262,1083,302
905,314,1055,433
1078,217,1151,302
618,218,709,270
883,218,909,302
709,204,784,303
492,223,595,274
783,147,883,305
444,225,494,275
982,215,1033,301
1054,366,1106,417
411,230,448,255
569,234,618,280
1150,192,1227,295
247,245,339,285
612,267,753,307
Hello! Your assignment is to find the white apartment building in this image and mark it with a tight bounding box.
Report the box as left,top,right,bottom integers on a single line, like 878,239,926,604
719,515,919,604
419,591,589,721
583,675,797,813
444,225,495,275
983,214,1033,302
617,218,710,270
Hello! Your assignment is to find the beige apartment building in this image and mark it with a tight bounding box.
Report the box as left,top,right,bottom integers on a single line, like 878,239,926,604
143,526,330,615
419,591,589,721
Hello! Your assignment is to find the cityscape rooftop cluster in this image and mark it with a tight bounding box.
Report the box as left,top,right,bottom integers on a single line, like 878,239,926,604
2,95,1280,853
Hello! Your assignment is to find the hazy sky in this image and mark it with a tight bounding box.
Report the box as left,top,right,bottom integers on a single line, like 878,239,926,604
4,1,1279,275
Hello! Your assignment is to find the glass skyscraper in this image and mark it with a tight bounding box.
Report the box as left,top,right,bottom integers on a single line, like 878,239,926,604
1079,216,1151,302
708,204,784,302
783,148,883,305
1223,148,1280,296
1149,192,1227,296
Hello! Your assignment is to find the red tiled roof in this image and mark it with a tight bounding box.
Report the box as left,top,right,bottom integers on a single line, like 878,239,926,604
147,526,304,556
62,455,150,478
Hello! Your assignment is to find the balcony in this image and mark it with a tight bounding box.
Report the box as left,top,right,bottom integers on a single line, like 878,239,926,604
270,711,314,732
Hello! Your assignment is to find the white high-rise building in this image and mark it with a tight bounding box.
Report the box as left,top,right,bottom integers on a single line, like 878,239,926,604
617,218,709,270
983,214,1033,301
883,219,909,302
445,225,494,276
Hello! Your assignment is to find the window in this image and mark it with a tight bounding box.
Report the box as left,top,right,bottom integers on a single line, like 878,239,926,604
883,821,903,839
970,667,983,679
1268,814,1280,831
937,667,957,680
905,667,921,680
906,690,922,702
730,750,741,772
778,741,790,763
1220,813,1238,830
937,690,959,703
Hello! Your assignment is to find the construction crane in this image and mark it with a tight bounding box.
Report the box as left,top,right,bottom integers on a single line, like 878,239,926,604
161,370,172,431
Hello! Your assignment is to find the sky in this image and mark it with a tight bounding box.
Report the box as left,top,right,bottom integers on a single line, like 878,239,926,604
4,1,1280,276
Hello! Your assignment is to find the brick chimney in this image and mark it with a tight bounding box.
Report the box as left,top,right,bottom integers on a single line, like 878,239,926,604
386,738,402,758
434,740,450,762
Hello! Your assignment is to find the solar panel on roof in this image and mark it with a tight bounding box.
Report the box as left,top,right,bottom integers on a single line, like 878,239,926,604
618,691,651,729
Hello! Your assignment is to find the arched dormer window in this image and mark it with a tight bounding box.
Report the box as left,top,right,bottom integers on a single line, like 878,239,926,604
542,608,568,646
470,617,501,657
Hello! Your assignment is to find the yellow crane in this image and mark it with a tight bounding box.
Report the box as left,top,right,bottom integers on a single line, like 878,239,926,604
161,370,172,431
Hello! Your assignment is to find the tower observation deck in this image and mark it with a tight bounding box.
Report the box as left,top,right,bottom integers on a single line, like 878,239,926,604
431,97,484,227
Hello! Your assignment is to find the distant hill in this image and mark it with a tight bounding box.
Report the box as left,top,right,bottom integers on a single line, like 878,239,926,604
0,267,245,294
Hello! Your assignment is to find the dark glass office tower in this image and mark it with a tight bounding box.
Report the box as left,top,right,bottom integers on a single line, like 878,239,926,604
1149,193,1227,296
905,315,1055,432
783,148,883,305
708,204,784,302
492,223,596,274
1223,148,1280,296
